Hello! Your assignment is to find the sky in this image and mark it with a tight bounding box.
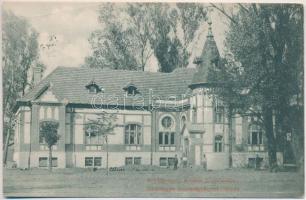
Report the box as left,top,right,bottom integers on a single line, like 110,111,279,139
3,2,230,77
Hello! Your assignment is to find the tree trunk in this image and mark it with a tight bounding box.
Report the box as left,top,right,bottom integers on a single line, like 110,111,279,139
227,105,233,168
263,106,278,171
48,146,52,171
3,127,12,167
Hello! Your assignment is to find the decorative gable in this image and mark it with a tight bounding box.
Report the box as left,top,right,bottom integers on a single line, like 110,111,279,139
39,89,59,102
34,83,59,102
40,90,58,102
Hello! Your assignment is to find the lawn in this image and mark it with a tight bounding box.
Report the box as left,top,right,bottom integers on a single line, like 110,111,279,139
3,167,304,198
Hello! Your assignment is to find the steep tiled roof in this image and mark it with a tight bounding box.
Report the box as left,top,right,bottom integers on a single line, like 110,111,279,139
19,67,196,106
189,21,221,89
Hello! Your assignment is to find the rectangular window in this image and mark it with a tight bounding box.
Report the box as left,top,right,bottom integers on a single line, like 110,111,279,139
39,157,57,167
125,124,142,145
130,125,135,144
252,132,258,145
215,142,222,152
134,157,141,165
39,157,48,167
170,132,175,145
85,157,93,167
52,157,58,167
125,129,129,144
165,133,169,145
159,132,175,146
136,131,141,145
259,132,263,144
214,106,224,123
159,132,163,145
125,157,133,165
94,157,102,167
168,157,175,166
85,125,104,145
160,157,168,167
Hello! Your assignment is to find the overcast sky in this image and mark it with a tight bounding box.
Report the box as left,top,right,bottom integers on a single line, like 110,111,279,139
3,2,230,76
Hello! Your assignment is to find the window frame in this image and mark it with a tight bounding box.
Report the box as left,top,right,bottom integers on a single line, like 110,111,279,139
248,124,263,145
125,157,142,165
159,157,175,167
161,116,173,129
84,123,104,145
39,119,59,145
214,105,224,124
85,157,102,167
158,132,176,146
124,123,143,145
39,157,58,167
214,135,223,152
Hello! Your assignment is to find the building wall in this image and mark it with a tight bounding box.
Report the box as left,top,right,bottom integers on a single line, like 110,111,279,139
13,89,282,170
190,88,230,169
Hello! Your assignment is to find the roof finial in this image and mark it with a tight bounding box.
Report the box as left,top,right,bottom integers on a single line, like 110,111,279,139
207,13,213,38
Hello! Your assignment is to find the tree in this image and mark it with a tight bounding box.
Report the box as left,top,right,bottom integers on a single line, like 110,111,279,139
39,121,60,171
86,3,207,72
208,4,303,170
2,10,41,165
86,112,117,175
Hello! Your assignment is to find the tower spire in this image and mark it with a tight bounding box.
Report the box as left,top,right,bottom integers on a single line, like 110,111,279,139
207,15,213,38
189,14,221,89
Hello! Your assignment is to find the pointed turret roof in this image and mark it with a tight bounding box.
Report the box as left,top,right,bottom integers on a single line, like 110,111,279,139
189,19,221,89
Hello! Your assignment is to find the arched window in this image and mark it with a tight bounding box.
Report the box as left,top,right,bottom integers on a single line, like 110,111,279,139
85,123,104,145
180,115,186,130
159,115,176,146
214,135,223,152
125,124,142,145
248,124,263,145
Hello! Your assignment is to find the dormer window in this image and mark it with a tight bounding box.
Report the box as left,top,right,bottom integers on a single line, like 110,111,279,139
85,80,102,94
123,82,138,96
89,86,97,94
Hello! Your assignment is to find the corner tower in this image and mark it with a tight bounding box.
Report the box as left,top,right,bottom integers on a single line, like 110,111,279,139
186,20,229,170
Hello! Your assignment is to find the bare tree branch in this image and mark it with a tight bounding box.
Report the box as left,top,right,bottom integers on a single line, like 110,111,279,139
210,3,237,24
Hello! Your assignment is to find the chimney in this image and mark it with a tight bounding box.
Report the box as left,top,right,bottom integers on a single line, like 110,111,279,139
33,65,42,85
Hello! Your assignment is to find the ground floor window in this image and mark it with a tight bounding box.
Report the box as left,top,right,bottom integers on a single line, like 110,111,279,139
125,157,142,165
39,157,47,167
39,157,58,167
159,157,175,167
85,157,102,167
248,157,263,168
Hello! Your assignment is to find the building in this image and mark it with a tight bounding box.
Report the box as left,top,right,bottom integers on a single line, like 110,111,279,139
13,22,283,170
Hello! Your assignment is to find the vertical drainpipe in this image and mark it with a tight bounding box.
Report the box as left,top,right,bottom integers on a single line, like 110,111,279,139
28,109,32,169
149,88,153,166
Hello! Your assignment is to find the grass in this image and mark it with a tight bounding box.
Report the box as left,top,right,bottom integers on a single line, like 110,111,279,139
3,167,304,198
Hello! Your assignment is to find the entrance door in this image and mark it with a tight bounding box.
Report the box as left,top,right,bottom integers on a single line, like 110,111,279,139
195,145,201,165
184,138,189,157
